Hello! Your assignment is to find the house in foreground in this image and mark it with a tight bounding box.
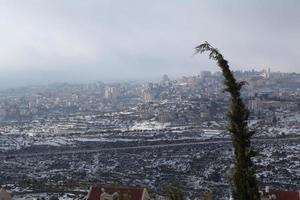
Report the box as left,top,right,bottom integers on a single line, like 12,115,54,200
260,186,300,200
86,186,150,200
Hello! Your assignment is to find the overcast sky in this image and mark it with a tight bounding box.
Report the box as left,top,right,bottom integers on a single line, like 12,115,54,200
0,0,299,88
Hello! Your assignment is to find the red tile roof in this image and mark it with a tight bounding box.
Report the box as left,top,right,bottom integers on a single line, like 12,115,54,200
87,186,146,200
270,190,300,200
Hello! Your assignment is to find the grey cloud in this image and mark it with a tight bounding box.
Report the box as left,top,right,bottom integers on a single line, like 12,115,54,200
0,0,299,88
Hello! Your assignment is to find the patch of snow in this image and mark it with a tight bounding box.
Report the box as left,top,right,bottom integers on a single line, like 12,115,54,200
130,121,170,131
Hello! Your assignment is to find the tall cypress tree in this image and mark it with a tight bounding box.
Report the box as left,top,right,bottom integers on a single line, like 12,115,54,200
195,42,260,200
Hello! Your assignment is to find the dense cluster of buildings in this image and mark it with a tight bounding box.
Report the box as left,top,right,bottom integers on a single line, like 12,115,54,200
0,69,299,124
0,69,299,199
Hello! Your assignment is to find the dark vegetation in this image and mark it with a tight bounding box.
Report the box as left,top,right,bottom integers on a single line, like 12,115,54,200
195,42,260,200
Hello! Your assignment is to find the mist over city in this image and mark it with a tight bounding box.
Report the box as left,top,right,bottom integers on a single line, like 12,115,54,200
0,1,300,200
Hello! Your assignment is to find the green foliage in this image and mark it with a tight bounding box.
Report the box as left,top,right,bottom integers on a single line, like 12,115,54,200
200,192,212,200
166,186,184,200
195,42,260,200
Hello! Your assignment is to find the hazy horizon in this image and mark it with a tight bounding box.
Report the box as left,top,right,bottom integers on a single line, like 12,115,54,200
0,0,300,88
